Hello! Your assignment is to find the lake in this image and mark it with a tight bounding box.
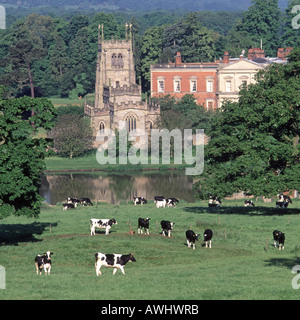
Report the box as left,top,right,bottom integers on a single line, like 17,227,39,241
40,171,195,205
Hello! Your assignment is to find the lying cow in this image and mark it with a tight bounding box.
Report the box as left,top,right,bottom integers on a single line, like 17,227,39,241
90,218,118,236
203,229,213,248
63,203,77,210
273,230,285,250
186,230,198,250
138,217,151,235
161,220,174,237
35,251,53,275
133,196,147,205
276,194,292,208
81,197,93,206
244,200,255,207
95,252,136,276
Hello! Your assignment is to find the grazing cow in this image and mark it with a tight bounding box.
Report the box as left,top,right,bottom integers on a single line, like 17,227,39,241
90,218,118,236
95,253,136,276
81,197,93,206
160,220,175,237
133,196,147,205
273,230,285,250
244,200,255,207
63,203,77,210
203,229,213,248
35,251,53,275
276,194,292,208
186,230,199,250
138,217,151,235
208,196,221,207
166,198,179,207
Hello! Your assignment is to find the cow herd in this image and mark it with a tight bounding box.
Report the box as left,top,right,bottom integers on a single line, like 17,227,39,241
35,194,289,276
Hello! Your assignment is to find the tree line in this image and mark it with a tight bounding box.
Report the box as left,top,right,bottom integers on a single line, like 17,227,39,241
0,0,299,98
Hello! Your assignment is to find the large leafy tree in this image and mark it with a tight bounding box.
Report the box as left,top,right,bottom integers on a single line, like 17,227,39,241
0,91,56,218
193,49,300,199
237,0,280,56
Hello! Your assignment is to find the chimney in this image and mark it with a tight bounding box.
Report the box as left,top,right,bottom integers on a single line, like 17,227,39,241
277,48,285,59
248,48,265,60
223,51,230,64
175,52,182,66
277,47,293,59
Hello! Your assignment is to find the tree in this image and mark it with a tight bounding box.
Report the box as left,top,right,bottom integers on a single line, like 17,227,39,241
237,0,280,56
193,49,300,199
0,91,56,218
2,20,46,98
50,114,93,159
280,0,300,48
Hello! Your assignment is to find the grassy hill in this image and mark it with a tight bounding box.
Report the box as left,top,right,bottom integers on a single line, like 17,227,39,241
0,199,299,300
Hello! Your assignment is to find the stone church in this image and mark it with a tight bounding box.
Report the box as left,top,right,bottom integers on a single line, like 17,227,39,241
84,24,160,146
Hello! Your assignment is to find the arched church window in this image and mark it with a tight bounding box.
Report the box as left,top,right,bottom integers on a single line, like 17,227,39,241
111,54,117,67
125,114,137,132
118,53,124,68
99,122,105,133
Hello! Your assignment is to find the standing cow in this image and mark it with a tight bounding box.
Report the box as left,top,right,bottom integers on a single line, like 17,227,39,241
273,230,285,250
90,218,118,236
186,230,199,250
35,251,53,275
95,253,136,276
138,217,151,235
203,229,213,248
160,220,175,237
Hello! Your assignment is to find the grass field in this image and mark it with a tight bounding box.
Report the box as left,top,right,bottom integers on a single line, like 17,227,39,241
0,200,300,300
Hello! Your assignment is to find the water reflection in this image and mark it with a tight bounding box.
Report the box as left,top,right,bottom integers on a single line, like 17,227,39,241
40,171,195,205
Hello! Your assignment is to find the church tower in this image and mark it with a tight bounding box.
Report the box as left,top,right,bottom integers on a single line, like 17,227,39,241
85,24,160,146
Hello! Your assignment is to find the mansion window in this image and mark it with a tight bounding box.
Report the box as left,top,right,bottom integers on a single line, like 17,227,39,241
158,80,165,92
206,80,213,92
190,80,197,92
225,80,232,92
206,100,214,110
174,80,181,92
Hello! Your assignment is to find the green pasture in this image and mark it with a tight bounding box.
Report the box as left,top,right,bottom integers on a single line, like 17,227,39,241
0,200,300,300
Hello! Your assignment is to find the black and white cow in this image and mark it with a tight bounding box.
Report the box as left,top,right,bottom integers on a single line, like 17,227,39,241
133,196,147,205
203,229,213,248
81,197,93,206
186,230,199,250
90,218,118,236
154,196,167,208
208,196,221,207
95,252,136,276
273,230,285,250
66,197,81,205
276,194,292,208
138,217,151,235
167,198,179,207
244,200,255,207
35,251,53,275
160,220,175,237
63,203,77,210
